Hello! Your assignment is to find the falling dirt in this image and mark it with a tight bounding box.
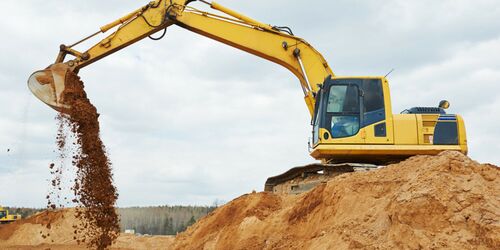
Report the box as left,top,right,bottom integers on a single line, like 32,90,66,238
46,70,120,249
3,152,498,249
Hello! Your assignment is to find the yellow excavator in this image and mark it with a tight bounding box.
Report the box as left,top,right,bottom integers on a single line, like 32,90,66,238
28,0,467,194
0,207,21,224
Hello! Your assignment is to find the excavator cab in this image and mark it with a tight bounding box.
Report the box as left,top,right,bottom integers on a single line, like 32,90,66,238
311,76,467,164
312,77,387,146
312,77,386,143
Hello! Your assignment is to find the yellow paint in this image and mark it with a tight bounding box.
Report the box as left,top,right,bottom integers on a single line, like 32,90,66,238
393,114,418,144
311,144,465,158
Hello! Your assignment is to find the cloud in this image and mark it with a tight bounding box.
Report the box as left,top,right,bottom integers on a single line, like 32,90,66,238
390,36,500,163
0,0,498,207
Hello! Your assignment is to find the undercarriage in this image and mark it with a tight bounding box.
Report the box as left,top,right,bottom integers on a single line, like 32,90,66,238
265,163,380,195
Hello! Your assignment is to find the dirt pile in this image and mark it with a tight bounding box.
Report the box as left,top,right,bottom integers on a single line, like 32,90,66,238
0,209,173,250
49,70,119,249
173,151,499,249
0,210,77,246
0,210,63,242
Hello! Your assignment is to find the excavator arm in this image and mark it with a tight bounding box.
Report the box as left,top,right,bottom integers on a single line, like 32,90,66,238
28,0,333,116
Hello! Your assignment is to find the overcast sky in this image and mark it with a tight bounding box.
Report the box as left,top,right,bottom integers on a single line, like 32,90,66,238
1,0,499,207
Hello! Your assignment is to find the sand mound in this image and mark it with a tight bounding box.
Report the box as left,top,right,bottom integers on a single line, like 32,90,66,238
172,151,499,249
1,152,498,249
0,209,173,249
0,210,69,245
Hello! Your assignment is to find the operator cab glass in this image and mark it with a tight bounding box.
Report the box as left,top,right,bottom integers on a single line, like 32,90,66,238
327,85,360,137
0,210,6,219
312,77,385,143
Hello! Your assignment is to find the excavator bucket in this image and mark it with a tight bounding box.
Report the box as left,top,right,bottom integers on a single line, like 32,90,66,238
27,63,72,112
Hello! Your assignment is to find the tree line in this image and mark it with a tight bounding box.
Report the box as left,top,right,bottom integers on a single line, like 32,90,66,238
117,205,216,235
4,205,217,235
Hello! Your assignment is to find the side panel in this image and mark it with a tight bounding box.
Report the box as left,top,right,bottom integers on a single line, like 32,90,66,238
361,121,393,144
416,114,440,144
393,114,418,144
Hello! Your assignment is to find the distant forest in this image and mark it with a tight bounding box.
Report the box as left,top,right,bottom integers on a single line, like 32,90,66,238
5,205,217,235
117,205,216,235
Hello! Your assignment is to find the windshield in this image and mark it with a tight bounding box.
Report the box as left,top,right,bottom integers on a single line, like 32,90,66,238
0,211,6,218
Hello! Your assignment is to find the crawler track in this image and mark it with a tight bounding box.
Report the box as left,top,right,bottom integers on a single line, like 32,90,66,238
265,163,379,194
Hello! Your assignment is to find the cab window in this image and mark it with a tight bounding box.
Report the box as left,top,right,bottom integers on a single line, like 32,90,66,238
362,79,384,112
327,85,360,138
362,79,385,126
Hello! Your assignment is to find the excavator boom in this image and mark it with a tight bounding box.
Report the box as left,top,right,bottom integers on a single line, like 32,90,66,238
28,0,332,116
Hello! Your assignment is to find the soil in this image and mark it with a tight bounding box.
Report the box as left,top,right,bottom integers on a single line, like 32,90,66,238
34,70,53,85
3,152,497,249
47,70,119,249
0,209,173,250
172,151,499,249
0,210,63,241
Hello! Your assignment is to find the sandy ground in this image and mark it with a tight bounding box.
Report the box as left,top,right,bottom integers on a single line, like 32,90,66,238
0,209,173,249
1,151,498,249
0,235,174,250
173,151,499,249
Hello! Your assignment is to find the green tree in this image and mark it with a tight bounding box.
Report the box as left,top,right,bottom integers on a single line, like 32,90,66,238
186,215,196,227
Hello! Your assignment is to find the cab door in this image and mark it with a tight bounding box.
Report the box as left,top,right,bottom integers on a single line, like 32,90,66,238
322,82,365,143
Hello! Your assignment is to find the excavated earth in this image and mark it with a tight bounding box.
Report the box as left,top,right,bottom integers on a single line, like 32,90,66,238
0,209,174,249
1,151,498,249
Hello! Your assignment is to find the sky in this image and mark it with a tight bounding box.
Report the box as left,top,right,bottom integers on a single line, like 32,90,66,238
1,0,499,207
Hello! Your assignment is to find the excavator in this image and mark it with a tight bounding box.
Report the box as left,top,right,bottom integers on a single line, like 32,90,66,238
28,0,467,194
0,207,21,224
